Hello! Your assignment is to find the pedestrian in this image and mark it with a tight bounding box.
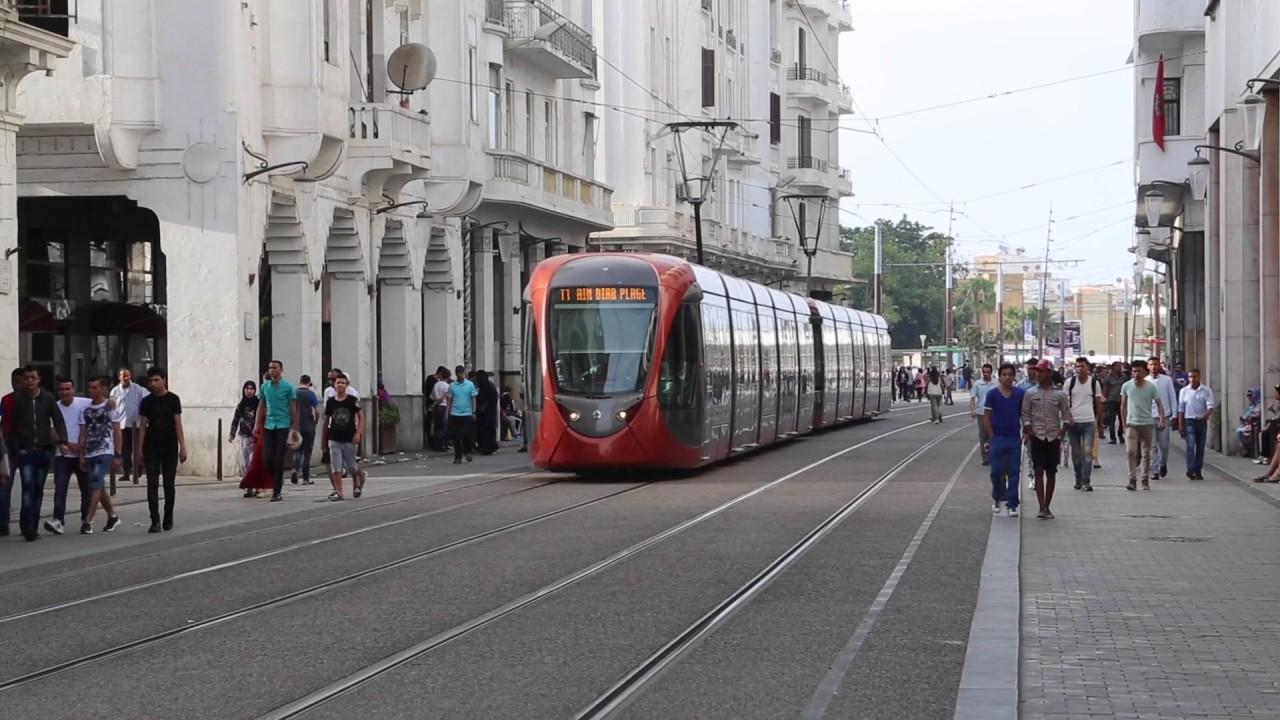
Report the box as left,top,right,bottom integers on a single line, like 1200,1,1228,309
47,377,91,536
291,374,320,485
962,363,973,391
1020,359,1040,488
429,367,451,452
78,376,123,533
914,368,926,402
1172,362,1189,391
983,363,1025,517
136,366,187,532
1260,385,1280,462
228,380,259,479
943,368,955,405
1021,359,1072,519
1120,359,1165,492
10,366,68,541
321,373,363,501
475,370,500,454
1236,389,1262,458
926,368,944,423
1102,361,1126,444
447,364,478,464
1146,356,1179,481
970,363,998,466
254,360,298,503
0,367,23,536
1177,369,1214,480
1064,356,1104,492
110,367,147,485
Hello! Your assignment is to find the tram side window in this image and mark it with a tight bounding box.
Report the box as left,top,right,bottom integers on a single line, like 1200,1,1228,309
525,309,543,410
659,303,702,409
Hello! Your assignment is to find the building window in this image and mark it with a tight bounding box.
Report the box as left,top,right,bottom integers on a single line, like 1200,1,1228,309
487,65,502,149
322,0,337,63
770,93,781,144
1163,77,1181,137
545,100,556,165
584,112,597,179
798,115,812,159
468,18,479,124
398,6,410,45
505,81,515,150
526,91,535,154
701,48,715,108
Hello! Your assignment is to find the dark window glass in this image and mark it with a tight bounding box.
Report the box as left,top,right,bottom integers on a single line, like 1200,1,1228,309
702,48,715,107
659,303,702,409
1163,77,1181,137
550,292,657,395
770,93,781,145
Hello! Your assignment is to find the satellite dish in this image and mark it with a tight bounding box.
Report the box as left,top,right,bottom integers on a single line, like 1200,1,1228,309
387,43,437,93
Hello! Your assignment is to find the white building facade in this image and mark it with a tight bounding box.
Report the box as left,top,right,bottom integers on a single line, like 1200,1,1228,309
595,0,855,299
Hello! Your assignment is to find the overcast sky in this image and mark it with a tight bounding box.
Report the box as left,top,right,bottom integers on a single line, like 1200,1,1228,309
839,0,1135,287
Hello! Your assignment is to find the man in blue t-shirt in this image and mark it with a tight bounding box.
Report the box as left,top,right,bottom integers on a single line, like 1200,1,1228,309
447,364,478,464
983,363,1026,517
255,360,297,501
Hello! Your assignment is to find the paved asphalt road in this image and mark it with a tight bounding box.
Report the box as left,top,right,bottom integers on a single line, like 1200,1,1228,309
0,401,998,719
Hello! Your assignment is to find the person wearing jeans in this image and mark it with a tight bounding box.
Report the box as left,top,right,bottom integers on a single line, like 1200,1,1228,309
983,363,1026,516
447,365,478,464
8,366,68,541
1065,357,1105,492
1178,370,1215,480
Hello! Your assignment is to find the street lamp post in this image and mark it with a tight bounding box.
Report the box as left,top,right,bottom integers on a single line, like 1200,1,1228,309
781,193,833,297
667,120,739,265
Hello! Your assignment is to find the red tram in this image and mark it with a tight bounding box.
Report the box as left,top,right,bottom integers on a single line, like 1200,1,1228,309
523,253,892,471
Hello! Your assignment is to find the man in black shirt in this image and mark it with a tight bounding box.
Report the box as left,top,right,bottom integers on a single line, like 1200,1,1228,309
135,367,187,533
9,366,68,541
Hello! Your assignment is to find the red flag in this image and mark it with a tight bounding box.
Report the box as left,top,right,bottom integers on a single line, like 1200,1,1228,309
1152,54,1166,151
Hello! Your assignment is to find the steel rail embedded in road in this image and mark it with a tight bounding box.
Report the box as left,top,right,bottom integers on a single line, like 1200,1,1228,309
256,412,968,720
0,481,652,694
573,423,970,719
0,466,543,602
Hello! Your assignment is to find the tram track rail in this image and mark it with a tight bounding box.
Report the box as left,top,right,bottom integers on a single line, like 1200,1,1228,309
0,466,541,592
0,480,655,694
254,412,968,720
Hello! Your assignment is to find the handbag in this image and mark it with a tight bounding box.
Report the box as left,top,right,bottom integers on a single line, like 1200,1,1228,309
286,429,302,450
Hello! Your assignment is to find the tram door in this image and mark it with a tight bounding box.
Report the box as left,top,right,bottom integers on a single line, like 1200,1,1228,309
657,302,704,450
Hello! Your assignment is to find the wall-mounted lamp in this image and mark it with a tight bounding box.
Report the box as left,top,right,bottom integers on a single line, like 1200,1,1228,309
242,141,309,184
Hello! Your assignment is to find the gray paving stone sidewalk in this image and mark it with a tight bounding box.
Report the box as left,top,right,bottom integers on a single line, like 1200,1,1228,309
1020,438,1280,720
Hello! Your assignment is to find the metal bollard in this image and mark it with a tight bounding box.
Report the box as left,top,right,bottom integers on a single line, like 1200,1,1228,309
217,418,223,481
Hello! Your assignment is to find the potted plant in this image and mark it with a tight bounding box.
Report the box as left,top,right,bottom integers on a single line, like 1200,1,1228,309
378,401,400,454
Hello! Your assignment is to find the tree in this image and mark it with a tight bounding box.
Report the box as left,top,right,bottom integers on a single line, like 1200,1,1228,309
839,217,951,348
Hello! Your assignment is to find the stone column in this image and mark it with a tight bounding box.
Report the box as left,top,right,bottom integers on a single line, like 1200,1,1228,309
270,267,323,380
328,274,373,395
1260,94,1280,389
1205,129,1223,451
0,118,18,374
380,279,424,450
1219,112,1262,455
471,230,497,373
503,252,524,381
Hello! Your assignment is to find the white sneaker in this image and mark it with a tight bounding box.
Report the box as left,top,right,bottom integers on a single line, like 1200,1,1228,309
992,502,1002,514
43,519,64,535
1007,507,1020,517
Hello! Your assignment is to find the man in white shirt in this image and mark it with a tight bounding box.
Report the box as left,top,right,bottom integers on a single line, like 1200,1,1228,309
46,378,92,535
1147,356,1180,481
970,363,999,466
110,367,147,485
323,367,362,401
428,366,451,451
1064,357,1105,491
1177,369,1215,480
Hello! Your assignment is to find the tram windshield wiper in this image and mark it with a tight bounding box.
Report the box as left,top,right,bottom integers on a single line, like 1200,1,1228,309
584,393,612,399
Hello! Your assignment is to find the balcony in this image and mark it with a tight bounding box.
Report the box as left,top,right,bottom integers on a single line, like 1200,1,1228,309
1136,0,1204,39
832,0,852,30
15,0,75,37
485,149,613,230
786,65,828,103
786,155,837,193
348,103,431,169
834,166,853,196
715,132,761,167
503,0,596,79
770,47,782,65
832,80,853,113
790,0,829,18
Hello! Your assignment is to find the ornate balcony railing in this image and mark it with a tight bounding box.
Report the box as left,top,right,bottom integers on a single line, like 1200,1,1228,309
786,65,827,84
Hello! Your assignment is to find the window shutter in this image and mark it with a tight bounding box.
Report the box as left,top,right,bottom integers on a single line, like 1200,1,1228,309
769,93,781,145
702,48,715,107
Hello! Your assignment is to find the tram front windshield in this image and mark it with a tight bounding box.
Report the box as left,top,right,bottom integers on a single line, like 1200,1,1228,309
550,286,657,395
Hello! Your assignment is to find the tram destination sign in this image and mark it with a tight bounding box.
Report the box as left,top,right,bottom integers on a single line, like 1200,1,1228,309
556,286,653,303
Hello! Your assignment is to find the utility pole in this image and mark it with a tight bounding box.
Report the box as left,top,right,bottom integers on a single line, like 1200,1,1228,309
1152,276,1161,357
944,201,955,363
1058,279,1068,366
1122,279,1131,362
996,262,1004,364
1036,203,1054,358
873,223,883,315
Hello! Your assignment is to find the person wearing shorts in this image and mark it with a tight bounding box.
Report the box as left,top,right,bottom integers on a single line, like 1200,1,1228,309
79,376,123,533
322,373,363,501
1021,359,1072,519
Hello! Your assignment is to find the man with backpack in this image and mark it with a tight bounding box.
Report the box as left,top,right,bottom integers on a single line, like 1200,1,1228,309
1065,356,1105,491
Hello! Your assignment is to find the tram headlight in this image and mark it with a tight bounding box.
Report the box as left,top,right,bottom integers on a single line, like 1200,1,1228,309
615,410,627,421
568,410,581,422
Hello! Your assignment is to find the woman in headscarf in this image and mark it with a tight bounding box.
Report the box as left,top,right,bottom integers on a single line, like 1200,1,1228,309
474,370,500,455
230,379,272,497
